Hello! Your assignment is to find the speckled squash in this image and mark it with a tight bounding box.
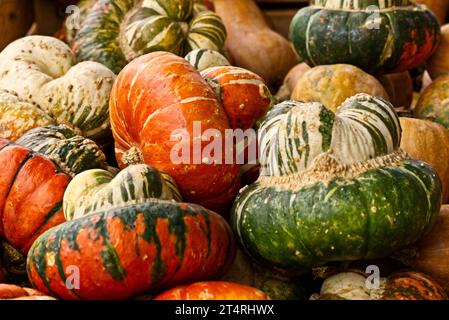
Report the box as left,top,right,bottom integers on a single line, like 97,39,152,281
313,271,447,300
0,284,56,300
232,94,441,271
0,138,71,259
72,0,226,74
201,66,273,129
400,118,449,202
291,64,390,111
63,164,182,220
185,49,230,72
427,24,449,79
155,281,270,300
27,201,235,300
0,36,115,143
110,52,242,213
290,0,441,74
0,91,55,141
16,125,108,177
415,74,449,128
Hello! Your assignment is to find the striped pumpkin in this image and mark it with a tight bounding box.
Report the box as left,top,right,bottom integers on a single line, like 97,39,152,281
201,66,273,130
185,49,230,72
72,0,226,74
0,138,70,260
16,125,108,177
290,0,441,74
232,94,441,270
155,281,270,300
314,271,448,300
63,164,182,220
0,36,115,144
27,201,235,300
110,52,241,213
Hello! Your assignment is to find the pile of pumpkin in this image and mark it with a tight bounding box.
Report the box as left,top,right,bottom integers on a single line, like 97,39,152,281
1,0,449,300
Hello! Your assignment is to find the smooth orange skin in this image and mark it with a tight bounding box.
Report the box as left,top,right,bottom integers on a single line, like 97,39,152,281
201,66,271,130
27,205,236,300
0,138,70,254
110,52,240,213
155,281,270,300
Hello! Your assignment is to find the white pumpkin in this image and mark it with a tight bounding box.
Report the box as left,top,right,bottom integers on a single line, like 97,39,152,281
0,36,115,142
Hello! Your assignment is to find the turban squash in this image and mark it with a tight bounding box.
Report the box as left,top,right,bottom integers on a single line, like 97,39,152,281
63,164,182,220
0,138,70,265
290,0,441,74
312,271,447,300
110,51,271,212
27,164,235,300
232,94,441,271
0,36,115,144
71,0,226,74
16,125,109,177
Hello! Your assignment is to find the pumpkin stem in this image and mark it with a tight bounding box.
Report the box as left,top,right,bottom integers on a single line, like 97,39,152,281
121,146,145,166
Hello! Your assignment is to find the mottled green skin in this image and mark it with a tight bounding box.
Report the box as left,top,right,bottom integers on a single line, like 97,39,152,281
232,160,441,270
73,0,134,74
72,0,226,74
16,125,108,177
289,3,440,73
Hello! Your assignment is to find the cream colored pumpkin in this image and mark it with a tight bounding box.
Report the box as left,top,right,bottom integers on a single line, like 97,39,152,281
0,36,115,142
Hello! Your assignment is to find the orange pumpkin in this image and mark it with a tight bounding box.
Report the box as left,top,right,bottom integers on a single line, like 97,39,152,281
110,52,243,213
201,66,272,129
291,64,390,111
400,117,449,202
0,138,70,256
155,281,270,300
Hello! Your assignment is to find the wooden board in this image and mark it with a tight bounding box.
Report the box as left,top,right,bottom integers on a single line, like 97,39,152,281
0,0,34,50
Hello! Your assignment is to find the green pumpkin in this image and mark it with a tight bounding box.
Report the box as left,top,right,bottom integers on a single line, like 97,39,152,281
63,164,182,220
16,125,109,177
232,93,441,271
72,0,226,74
289,0,440,74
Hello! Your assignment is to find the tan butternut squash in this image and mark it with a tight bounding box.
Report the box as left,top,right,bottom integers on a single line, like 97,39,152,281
213,0,299,88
